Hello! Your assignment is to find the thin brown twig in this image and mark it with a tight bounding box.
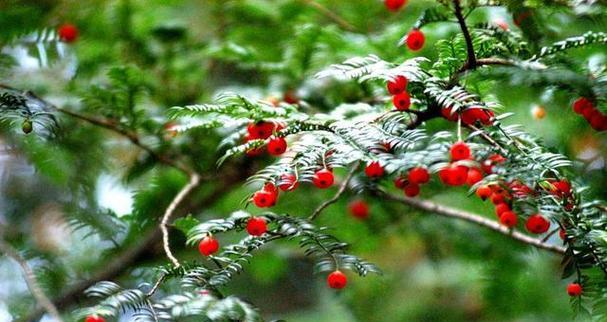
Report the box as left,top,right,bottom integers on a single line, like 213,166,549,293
161,173,201,267
381,191,566,255
308,164,358,221
453,0,476,69
0,237,64,322
300,0,357,32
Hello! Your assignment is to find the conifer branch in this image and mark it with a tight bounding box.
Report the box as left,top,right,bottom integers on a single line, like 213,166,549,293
452,0,477,69
0,236,64,322
381,192,567,255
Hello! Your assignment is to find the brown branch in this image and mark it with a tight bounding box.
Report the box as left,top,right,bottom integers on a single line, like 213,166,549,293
381,192,566,255
300,0,357,32
161,173,202,267
0,237,64,322
453,0,476,69
308,165,358,221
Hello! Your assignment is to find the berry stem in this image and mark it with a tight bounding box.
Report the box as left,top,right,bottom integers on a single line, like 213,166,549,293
308,164,358,221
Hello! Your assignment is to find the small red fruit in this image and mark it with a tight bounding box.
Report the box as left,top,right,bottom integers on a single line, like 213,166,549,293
327,270,347,289
365,161,384,178
495,203,510,217
476,185,492,200
247,121,275,139
462,108,493,125
58,24,79,43
252,190,276,208
499,211,518,228
572,97,593,115
441,106,459,121
559,228,566,240
406,29,425,51
439,164,468,186
384,0,406,11
408,167,430,184
482,154,506,174
198,236,219,256
466,167,483,186
525,214,550,234
552,180,571,197
490,193,506,205
582,106,597,121
394,176,407,189
392,92,411,111
387,76,408,95
85,316,105,322
267,137,287,156
313,169,334,188
283,89,299,104
567,283,582,297
450,141,471,161
246,217,268,236
348,200,369,219
404,183,420,197
279,173,299,191
589,112,607,131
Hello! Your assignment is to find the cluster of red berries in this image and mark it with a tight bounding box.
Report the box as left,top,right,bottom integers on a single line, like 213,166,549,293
572,97,607,131
441,105,494,126
84,315,105,322
58,23,79,43
384,0,407,11
245,121,287,157
437,142,484,187
198,217,268,256
394,166,430,197
387,76,411,111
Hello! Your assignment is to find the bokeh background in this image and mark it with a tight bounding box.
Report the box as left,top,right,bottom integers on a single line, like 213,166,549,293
1,0,606,321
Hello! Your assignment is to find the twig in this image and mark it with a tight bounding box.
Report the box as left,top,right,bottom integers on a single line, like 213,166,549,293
464,124,508,154
161,173,201,267
380,191,566,255
308,165,358,221
300,0,357,32
452,0,476,69
0,238,64,322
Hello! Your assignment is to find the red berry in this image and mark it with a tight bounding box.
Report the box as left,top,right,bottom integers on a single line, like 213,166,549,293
198,236,219,256
450,141,471,161
441,106,459,121
466,167,483,186
247,121,275,139
283,89,299,104
365,161,384,178
279,173,299,191
509,180,533,198
252,190,276,208
589,112,607,131
394,176,407,189
559,228,566,240
567,283,582,297
495,203,510,217
499,211,518,228
482,154,506,174
404,183,420,197
572,97,593,115
490,193,506,205
392,92,411,111
462,108,493,126
406,29,425,51
384,0,406,11
439,164,468,186
267,137,287,156
246,217,268,236
476,185,492,200
408,167,430,184
582,106,597,121
85,316,105,322
387,76,408,95
313,169,334,189
348,200,369,219
327,271,347,289
525,214,550,234
552,180,571,197
58,24,79,43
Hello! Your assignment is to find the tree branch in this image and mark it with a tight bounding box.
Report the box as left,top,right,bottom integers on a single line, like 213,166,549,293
161,173,202,267
0,237,64,322
380,191,566,255
308,165,358,221
300,0,357,32
453,0,476,69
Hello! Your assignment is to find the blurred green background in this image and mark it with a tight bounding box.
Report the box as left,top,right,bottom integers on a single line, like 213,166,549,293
1,0,606,321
